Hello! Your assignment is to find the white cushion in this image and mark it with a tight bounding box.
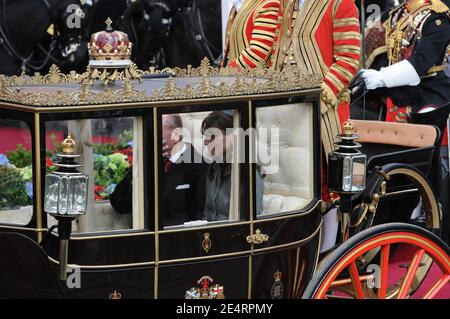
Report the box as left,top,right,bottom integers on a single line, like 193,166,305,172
256,103,314,214
261,194,310,215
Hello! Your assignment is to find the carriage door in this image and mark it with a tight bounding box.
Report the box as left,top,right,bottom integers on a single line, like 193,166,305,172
249,98,322,299
155,104,252,299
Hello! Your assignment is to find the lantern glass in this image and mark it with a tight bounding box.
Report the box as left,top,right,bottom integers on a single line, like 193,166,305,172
342,154,366,193
44,173,88,216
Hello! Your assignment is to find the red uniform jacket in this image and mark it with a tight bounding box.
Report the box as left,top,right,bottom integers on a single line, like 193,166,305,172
274,0,361,202
223,0,282,69
275,0,361,155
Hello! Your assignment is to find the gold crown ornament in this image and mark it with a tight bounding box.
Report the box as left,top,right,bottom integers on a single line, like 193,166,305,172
342,121,356,136
62,134,76,155
108,290,122,299
83,18,142,85
88,18,132,63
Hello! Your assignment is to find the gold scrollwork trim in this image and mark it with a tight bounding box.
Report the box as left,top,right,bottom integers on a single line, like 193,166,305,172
252,222,322,254
246,229,269,244
1,65,82,86
0,88,321,114
0,58,322,107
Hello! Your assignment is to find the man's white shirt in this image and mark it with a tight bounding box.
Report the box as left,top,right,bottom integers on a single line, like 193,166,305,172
169,143,187,163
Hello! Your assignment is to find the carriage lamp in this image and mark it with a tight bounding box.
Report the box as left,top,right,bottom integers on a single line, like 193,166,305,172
44,134,88,281
327,121,366,194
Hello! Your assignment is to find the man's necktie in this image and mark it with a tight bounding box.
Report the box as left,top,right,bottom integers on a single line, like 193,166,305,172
164,159,173,173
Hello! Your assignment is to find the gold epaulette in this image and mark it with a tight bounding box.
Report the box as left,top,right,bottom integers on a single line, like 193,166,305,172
430,0,449,13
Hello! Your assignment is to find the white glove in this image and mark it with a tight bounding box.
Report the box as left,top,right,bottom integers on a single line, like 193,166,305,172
361,60,421,90
361,69,386,90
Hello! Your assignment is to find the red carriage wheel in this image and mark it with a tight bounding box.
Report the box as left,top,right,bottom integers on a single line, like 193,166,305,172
303,223,450,299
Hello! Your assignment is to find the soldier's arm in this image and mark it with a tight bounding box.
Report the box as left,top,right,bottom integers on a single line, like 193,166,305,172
322,0,361,114
408,13,450,76
229,0,281,69
362,12,450,90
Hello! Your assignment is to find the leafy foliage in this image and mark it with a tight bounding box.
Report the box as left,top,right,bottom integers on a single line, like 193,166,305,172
6,144,32,168
117,130,133,149
45,129,134,201
0,165,32,209
17,166,33,181
49,133,63,154
93,153,130,200
93,143,117,156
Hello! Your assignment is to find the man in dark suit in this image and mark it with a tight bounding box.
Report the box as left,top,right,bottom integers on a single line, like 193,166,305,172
161,114,207,227
111,114,207,227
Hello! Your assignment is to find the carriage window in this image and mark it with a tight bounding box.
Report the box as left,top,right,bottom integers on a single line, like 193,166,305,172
45,117,145,233
161,110,242,229
0,119,33,226
256,103,314,217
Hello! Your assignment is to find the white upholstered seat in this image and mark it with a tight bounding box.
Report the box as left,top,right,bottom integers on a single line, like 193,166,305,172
256,103,314,215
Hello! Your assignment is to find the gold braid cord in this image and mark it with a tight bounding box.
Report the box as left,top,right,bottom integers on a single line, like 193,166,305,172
386,0,449,65
430,0,450,13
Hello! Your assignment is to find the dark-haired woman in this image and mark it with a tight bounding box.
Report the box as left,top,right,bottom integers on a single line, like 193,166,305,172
201,111,263,221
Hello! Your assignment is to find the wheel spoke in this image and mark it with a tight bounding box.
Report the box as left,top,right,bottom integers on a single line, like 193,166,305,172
378,244,390,299
309,225,450,300
348,261,365,299
397,248,425,299
422,275,450,299
330,274,374,288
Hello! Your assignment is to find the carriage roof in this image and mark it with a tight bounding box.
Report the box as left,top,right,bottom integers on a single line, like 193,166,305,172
0,60,322,112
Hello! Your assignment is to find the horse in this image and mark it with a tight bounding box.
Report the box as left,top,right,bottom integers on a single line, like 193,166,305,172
86,0,128,34
0,0,90,75
53,0,129,73
114,0,171,69
162,0,222,68
120,0,222,70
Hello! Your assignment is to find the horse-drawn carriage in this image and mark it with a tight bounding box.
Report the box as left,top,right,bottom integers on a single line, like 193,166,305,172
0,56,449,299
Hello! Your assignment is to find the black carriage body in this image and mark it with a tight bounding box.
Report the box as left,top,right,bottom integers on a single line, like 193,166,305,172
0,66,323,298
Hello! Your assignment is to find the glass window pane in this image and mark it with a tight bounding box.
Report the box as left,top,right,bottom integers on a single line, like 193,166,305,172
256,103,314,217
161,110,242,229
0,119,33,226
45,117,144,233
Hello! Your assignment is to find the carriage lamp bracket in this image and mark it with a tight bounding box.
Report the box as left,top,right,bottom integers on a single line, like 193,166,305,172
349,177,386,229
349,195,379,229
43,134,88,282
376,168,391,182
38,224,58,247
